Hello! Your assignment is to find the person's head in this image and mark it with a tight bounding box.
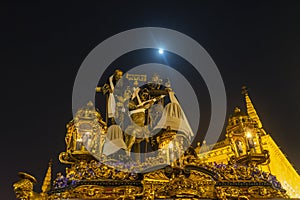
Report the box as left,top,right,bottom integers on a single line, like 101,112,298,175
140,88,149,101
114,69,123,81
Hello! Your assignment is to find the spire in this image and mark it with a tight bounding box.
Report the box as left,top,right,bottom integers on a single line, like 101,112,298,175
41,159,52,193
242,86,262,128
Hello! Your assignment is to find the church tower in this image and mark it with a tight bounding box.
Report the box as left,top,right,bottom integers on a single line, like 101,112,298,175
197,86,300,198
240,86,300,198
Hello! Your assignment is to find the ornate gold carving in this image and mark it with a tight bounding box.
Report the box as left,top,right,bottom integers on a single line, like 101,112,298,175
113,186,142,199
143,169,169,181
248,186,288,199
216,186,241,199
13,172,47,200
60,102,107,164
13,78,298,199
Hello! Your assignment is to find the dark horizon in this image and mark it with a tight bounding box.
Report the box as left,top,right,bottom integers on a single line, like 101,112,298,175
2,2,300,199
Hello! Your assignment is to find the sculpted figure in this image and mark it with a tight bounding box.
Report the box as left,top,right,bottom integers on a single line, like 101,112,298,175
13,172,47,200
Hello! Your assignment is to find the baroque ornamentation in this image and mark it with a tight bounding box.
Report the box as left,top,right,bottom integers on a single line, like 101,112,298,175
13,71,298,199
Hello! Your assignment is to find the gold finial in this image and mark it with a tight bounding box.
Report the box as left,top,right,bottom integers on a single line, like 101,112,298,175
234,107,241,113
242,86,262,128
41,159,52,193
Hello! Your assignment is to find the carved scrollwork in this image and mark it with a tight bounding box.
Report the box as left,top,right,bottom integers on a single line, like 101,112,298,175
215,186,241,199
143,169,169,181
248,186,288,199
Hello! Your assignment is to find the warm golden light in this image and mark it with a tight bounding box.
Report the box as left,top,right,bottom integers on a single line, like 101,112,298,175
246,132,252,138
13,74,300,199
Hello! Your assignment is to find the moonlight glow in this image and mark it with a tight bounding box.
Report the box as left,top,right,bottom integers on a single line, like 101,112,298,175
158,48,164,54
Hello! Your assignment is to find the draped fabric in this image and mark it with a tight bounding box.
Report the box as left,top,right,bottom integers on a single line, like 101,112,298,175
107,75,116,118
103,125,127,155
153,91,194,139
107,93,116,118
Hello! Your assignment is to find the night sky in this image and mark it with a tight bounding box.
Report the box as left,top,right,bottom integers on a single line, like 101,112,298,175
2,2,300,199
